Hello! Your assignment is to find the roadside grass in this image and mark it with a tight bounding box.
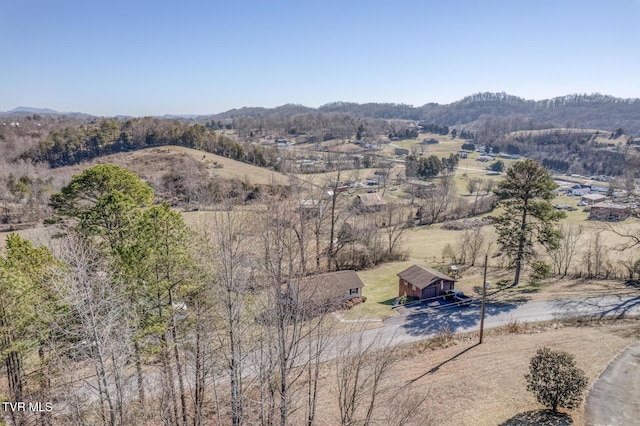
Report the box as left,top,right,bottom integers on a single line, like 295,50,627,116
516,280,549,293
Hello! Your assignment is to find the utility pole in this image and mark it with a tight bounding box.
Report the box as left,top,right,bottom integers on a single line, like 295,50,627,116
479,253,488,344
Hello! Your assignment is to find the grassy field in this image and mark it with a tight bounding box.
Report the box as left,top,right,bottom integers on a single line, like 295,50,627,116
383,319,640,425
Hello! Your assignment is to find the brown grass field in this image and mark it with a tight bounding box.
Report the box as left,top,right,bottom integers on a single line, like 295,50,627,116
296,318,640,426
384,319,640,425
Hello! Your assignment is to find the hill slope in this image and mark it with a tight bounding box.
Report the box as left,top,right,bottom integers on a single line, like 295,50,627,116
83,145,290,186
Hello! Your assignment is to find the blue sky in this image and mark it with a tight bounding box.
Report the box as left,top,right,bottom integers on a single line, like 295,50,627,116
2,0,639,116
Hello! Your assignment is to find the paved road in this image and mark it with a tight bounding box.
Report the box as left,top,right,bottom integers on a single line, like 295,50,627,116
584,341,640,426
349,294,640,353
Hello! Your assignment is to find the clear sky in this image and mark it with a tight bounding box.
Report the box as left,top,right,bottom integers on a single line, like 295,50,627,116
2,0,639,116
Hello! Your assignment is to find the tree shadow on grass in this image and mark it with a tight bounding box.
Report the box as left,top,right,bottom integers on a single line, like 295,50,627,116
499,410,573,426
380,297,397,306
625,279,640,289
405,343,479,386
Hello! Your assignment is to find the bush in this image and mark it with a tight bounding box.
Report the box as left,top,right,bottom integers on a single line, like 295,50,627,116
525,347,587,412
419,325,455,351
503,315,527,334
531,261,551,280
461,143,476,151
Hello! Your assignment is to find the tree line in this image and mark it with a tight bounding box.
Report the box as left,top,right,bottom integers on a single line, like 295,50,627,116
22,118,277,169
405,153,460,179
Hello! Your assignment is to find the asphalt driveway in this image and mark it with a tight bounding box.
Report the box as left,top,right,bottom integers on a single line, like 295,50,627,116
585,341,640,426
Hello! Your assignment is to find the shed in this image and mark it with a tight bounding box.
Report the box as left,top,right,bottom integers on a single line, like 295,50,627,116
354,192,388,211
581,194,606,205
589,203,631,222
394,147,409,156
398,265,455,300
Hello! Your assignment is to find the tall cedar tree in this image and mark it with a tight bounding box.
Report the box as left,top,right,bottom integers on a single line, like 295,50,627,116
493,159,564,285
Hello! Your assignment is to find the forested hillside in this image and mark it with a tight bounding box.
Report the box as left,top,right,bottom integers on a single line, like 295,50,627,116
203,92,640,135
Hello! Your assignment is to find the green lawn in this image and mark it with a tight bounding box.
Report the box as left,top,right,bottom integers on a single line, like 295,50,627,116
343,261,413,320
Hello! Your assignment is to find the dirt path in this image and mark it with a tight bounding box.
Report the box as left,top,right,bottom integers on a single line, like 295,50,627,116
584,341,640,426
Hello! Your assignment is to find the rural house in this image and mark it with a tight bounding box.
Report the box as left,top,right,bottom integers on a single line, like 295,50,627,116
589,203,632,222
283,270,365,310
398,265,455,300
354,192,388,212
394,147,409,156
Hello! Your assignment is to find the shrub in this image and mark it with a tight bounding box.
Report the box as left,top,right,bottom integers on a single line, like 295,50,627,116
531,261,551,280
419,325,455,351
461,143,476,151
525,347,587,412
503,316,526,334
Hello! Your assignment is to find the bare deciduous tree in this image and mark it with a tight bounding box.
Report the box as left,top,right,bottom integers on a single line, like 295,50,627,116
382,203,409,257
547,225,580,276
52,234,132,426
581,230,610,278
419,175,456,225
333,328,407,426
203,211,254,426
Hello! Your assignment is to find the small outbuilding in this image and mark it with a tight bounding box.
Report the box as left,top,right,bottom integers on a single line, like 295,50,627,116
398,265,456,300
581,193,606,205
354,192,388,212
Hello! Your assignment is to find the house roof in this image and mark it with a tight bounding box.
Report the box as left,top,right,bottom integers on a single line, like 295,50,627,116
581,194,606,201
292,270,365,302
356,192,387,207
591,203,630,211
397,265,455,290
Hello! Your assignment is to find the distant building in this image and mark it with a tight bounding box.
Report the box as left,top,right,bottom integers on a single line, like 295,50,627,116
589,203,632,222
581,194,606,205
354,192,387,212
394,147,409,156
476,155,492,162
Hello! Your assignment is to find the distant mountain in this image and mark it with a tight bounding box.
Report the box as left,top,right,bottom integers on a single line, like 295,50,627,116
160,114,201,120
5,92,640,134
205,92,640,135
0,106,94,119
1,106,63,115
208,103,314,120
